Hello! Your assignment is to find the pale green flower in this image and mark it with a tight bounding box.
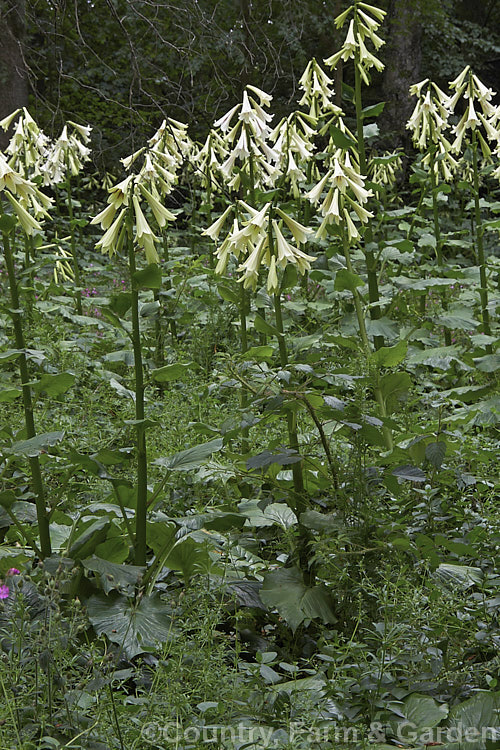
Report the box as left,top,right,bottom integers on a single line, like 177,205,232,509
133,195,160,264
0,109,21,131
202,205,233,241
92,202,119,230
324,1,385,81
5,192,42,235
267,255,279,294
96,208,127,256
139,184,176,227
275,208,313,244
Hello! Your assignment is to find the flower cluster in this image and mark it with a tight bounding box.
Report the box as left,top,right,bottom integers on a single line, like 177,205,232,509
448,66,500,158
211,85,279,190
39,121,92,185
0,108,51,176
407,79,452,149
0,152,52,234
298,58,341,120
192,130,228,192
203,202,315,294
369,151,403,188
268,112,317,197
92,118,186,262
307,148,373,241
324,2,386,84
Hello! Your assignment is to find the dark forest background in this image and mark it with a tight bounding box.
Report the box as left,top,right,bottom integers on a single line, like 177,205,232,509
1,0,500,164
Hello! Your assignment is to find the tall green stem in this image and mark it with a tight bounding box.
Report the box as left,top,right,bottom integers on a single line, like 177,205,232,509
240,284,250,452
429,148,443,267
429,147,452,345
273,290,305,511
65,163,83,315
2,229,51,557
353,11,383,350
128,237,148,565
342,232,393,451
471,130,492,351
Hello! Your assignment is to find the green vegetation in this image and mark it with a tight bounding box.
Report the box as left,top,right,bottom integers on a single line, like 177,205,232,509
0,2,499,748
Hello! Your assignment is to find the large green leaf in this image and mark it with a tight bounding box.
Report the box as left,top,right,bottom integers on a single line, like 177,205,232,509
8,431,65,457
67,518,111,560
334,269,364,293
260,567,336,631
164,537,212,582
132,263,162,289
33,372,75,396
474,354,500,373
408,346,470,371
262,503,298,529
435,305,479,331
329,125,357,149
253,313,279,336
425,441,446,469
151,362,193,382
217,284,239,304
83,556,145,595
445,691,500,749
238,500,297,529
87,592,175,658
246,450,301,470
434,563,483,589
401,693,449,731
244,345,274,362
154,438,223,471
371,340,407,368
0,389,21,402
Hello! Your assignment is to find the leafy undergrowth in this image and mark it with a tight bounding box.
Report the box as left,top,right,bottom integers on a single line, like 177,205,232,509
0,244,498,748
0,9,499,747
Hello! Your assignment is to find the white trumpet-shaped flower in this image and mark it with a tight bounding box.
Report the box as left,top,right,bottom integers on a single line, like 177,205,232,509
324,1,386,83
448,67,500,155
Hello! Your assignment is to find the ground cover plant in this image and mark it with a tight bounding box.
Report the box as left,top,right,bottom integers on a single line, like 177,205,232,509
0,2,499,748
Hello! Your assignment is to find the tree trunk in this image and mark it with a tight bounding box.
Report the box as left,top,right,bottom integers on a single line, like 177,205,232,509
380,0,422,151
0,0,28,149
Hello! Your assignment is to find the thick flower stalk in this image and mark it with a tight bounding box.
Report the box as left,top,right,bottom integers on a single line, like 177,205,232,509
91,121,185,566
0,161,53,557
448,67,499,345
323,1,387,348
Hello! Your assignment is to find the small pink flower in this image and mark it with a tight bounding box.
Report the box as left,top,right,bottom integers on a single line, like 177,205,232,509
6,568,20,576
0,584,9,600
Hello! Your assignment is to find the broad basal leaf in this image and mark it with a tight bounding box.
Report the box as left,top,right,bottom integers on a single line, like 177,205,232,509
154,438,223,471
87,592,175,658
260,567,336,632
